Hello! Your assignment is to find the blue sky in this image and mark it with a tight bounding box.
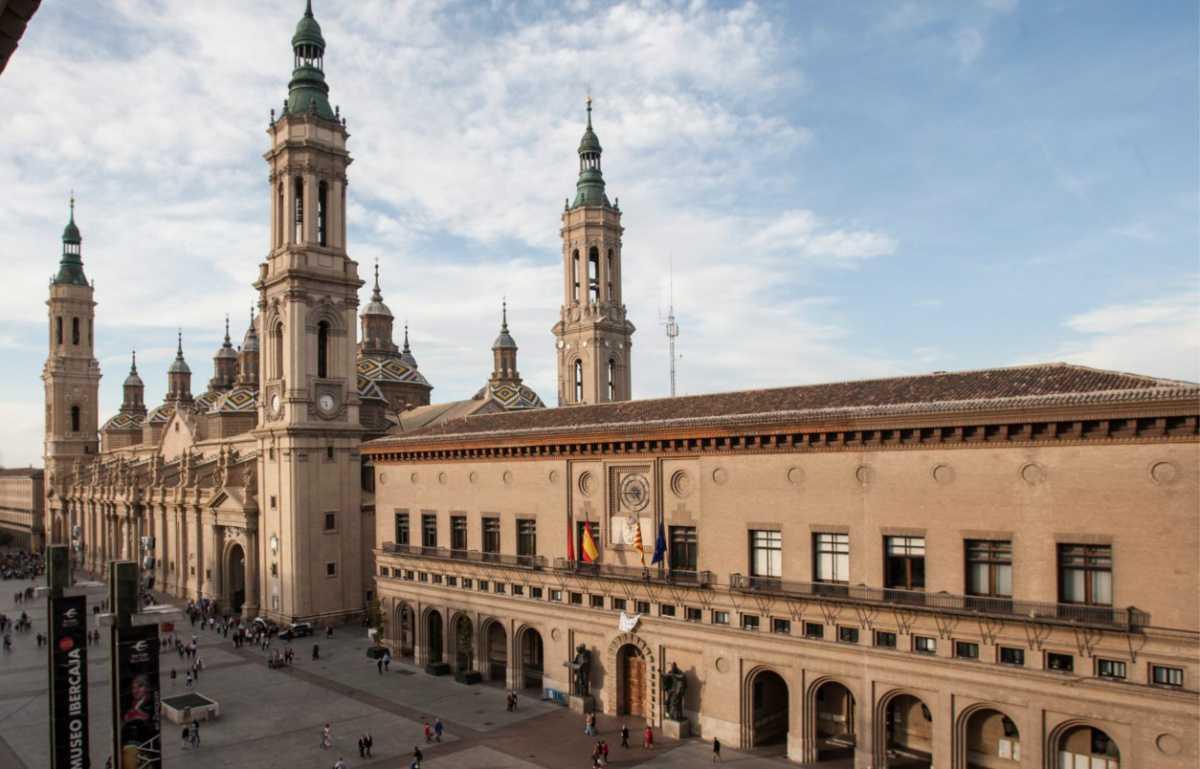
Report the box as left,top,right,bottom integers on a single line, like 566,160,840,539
0,0,1196,467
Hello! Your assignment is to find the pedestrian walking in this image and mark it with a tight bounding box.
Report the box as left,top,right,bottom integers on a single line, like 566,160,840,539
600,740,609,764
357,736,365,758
383,653,390,672
321,723,332,750
410,746,423,769
642,725,654,749
712,737,721,762
313,643,320,660
620,724,629,748
364,733,373,757
190,719,200,748
584,711,596,736
181,725,190,748
433,717,443,742
185,671,193,688
333,757,347,769
377,658,383,675
423,721,433,743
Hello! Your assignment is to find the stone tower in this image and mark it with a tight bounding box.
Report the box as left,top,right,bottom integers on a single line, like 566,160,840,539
42,196,102,545
253,0,364,622
553,99,635,405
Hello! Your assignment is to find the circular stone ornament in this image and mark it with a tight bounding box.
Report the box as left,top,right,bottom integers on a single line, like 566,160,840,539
1020,463,1046,485
855,465,872,485
548,469,560,483
714,657,729,673
670,470,693,498
438,471,448,485
378,472,387,486
1150,461,1179,485
620,474,651,512
578,471,597,497
786,466,804,486
1156,733,1182,756
712,468,729,485
468,471,479,484
409,472,419,484
932,464,956,484
502,470,514,485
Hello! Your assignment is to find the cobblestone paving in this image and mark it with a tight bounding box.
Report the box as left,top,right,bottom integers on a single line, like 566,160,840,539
0,572,801,768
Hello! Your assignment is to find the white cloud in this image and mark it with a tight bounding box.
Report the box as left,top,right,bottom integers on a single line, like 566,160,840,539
952,27,985,66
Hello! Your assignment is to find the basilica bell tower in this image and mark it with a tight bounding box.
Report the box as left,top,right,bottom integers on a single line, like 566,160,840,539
254,0,364,622
553,99,635,405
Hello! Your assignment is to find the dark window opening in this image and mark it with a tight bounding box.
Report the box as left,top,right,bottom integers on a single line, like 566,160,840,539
1096,659,1126,679
571,250,580,302
517,519,537,559
954,641,979,659
771,617,791,634
421,514,437,548
317,321,330,378
273,324,284,379
317,181,328,246
394,513,409,545
587,247,600,302
838,626,859,644
874,630,897,648
70,405,80,432
669,526,698,571
72,317,80,345
885,536,926,590
56,316,62,345
1152,665,1183,686
451,516,468,551
1047,652,1074,672
606,249,613,300
293,177,304,243
323,512,336,531
573,360,584,402
999,647,1025,666
1058,544,1112,606
482,517,500,555
966,539,1012,597
607,359,615,401
913,635,936,654
803,622,824,639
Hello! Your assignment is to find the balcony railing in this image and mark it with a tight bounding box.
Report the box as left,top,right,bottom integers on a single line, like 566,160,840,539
379,542,546,570
728,574,1148,631
554,559,715,588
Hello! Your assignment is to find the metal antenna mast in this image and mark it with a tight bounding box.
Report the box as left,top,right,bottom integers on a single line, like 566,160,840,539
662,258,680,397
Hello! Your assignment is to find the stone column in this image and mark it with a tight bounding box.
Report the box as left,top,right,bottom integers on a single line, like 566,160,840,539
243,529,261,619
506,618,519,691
413,602,426,667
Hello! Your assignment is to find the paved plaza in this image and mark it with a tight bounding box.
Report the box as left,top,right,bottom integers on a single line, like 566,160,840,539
0,572,805,769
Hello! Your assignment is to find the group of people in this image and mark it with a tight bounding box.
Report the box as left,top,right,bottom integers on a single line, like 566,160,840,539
0,608,32,651
0,550,42,581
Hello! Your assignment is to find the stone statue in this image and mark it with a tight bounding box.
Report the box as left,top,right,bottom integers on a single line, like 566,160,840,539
662,662,687,721
570,644,591,697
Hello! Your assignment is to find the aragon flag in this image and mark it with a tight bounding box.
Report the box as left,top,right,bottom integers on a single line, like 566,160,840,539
581,521,600,563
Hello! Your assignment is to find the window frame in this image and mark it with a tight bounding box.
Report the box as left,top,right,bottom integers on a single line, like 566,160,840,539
421,513,437,549
1057,543,1113,606
965,539,1013,597
450,515,468,551
814,532,850,585
1096,658,1126,680
669,525,698,572
517,518,537,559
913,635,937,655
749,529,782,580
998,646,1025,667
885,536,926,591
1151,664,1184,687
482,516,501,555
874,630,897,648
394,512,409,546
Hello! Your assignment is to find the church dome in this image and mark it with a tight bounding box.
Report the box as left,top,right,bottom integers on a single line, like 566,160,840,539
102,412,144,433
124,369,144,387
292,2,325,49
168,356,191,375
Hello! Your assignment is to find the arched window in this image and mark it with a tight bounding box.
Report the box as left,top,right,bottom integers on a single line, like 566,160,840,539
70,405,80,433
606,249,614,300
607,360,616,401
72,317,80,345
273,323,285,379
293,177,304,243
276,183,284,248
574,360,584,403
571,250,581,303
588,247,600,303
56,317,62,345
317,181,328,246
317,320,330,378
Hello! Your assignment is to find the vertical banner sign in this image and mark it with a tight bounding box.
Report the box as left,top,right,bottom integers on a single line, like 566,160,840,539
114,624,161,769
50,595,89,769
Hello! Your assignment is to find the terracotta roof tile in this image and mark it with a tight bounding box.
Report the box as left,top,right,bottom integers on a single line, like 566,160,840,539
366,363,1198,448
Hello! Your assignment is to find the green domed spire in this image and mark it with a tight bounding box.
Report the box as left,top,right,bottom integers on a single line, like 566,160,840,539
572,96,609,209
283,0,336,121
54,194,89,286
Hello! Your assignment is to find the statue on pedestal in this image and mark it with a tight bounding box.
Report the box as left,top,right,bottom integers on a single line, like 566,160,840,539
566,643,591,697
662,662,687,721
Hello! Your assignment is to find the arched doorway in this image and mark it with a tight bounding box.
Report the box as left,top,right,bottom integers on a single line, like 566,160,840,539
964,708,1019,768
885,694,933,768
394,603,414,659
426,610,444,664
617,644,647,717
750,669,790,748
453,614,474,672
226,543,246,614
518,627,543,691
484,621,507,683
1056,725,1119,769
814,680,855,762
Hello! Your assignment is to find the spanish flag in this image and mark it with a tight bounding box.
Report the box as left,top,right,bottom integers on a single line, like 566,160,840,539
581,521,600,563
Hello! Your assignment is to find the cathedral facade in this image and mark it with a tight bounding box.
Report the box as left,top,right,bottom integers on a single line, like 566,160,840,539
40,3,543,623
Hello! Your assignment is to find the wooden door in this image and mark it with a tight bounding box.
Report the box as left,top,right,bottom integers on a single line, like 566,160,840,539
620,648,646,717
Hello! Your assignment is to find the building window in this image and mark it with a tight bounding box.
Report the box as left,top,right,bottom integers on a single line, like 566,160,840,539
669,526,698,572
573,360,584,402
635,600,650,614
711,610,729,625
1152,665,1184,687
431,574,442,584
612,597,627,611
325,562,337,577
276,182,284,246
56,316,63,345
317,321,330,379
606,360,615,401
588,246,600,302
966,539,1012,597
461,578,472,589
590,595,605,609
749,529,782,580
606,249,614,300
517,519,537,559
323,512,336,531
838,626,859,644
530,586,543,599
771,617,791,634
885,536,926,590
446,576,457,587
417,572,428,583
660,604,676,617
549,589,562,602
512,584,524,596
293,176,304,242
875,630,897,648
421,514,437,548
317,181,328,246
1047,652,1074,673
270,495,277,509
998,647,1025,666
72,317,80,345
493,582,505,594
450,516,467,551
394,513,409,545
1096,659,1126,680
571,250,580,303
814,532,850,584
477,580,489,591
326,446,334,460
569,592,583,605
482,517,500,555
685,607,702,623
954,641,979,660
804,622,825,640
70,405,80,433
273,324,284,379
1058,544,1112,606
405,570,414,580
913,635,936,654
741,614,760,631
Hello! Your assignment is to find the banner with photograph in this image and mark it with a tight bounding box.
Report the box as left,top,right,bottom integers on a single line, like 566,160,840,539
114,624,160,769
50,595,89,769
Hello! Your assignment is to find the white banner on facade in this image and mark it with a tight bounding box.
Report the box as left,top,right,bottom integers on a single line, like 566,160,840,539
618,611,641,633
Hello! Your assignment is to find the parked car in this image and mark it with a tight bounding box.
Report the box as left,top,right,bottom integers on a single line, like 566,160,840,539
279,621,314,640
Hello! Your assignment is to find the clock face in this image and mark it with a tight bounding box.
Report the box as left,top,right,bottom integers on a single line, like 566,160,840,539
270,394,281,414
319,394,335,412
